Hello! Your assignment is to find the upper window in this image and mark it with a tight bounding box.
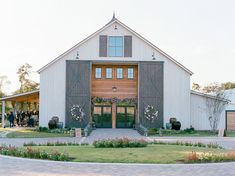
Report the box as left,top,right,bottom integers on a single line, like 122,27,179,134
116,68,123,79
127,68,134,79
108,36,123,57
106,68,112,78
95,68,102,78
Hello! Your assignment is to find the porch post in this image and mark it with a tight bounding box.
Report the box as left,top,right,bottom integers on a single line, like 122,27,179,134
2,101,5,128
112,103,116,128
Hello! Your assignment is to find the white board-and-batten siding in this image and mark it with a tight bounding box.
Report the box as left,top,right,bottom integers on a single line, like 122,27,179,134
39,21,191,128
190,92,226,130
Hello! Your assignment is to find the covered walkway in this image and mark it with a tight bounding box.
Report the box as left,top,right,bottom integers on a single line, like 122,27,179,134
0,90,39,128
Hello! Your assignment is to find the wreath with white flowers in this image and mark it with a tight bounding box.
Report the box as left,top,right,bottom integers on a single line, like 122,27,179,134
70,105,85,121
144,105,158,122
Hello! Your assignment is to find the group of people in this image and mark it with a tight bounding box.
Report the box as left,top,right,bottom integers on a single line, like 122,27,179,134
7,111,39,127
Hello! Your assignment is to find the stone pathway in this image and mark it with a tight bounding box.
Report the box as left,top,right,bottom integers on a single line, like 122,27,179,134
83,128,143,144
0,155,234,176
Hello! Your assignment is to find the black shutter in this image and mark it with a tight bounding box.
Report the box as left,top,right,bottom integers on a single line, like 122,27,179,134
124,36,132,57
99,35,107,57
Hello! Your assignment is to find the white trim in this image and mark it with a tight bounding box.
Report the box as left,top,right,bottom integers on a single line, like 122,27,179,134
38,18,193,75
190,90,228,102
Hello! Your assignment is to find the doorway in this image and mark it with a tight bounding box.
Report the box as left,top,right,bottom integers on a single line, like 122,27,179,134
93,105,112,128
116,106,135,128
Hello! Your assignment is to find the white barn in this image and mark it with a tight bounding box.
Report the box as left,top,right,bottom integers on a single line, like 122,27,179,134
34,15,230,130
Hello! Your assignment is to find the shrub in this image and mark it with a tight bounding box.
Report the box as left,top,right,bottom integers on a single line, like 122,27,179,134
93,138,148,148
184,127,195,133
169,118,177,124
37,126,49,132
0,145,69,161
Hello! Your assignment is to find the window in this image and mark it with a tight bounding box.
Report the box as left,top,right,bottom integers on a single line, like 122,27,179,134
127,68,134,79
108,36,123,57
116,68,123,79
95,68,102,78
106,68,112,78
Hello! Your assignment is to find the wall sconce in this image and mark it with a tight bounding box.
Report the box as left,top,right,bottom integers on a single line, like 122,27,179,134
76,51,79,59
112,86,117,92
114,25,118,30
152,52,156,60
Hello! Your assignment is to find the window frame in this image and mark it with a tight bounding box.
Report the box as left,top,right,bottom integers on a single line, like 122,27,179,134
127,68,134,79
95,67,102,79
116,68,123,79
106,68,113,79
108,36,124,57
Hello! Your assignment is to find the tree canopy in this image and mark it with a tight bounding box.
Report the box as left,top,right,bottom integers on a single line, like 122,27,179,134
15,63,39,93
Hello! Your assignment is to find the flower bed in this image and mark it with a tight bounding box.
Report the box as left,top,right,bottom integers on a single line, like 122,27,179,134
93,138,148,148
185,151,235,163
0,146,69,161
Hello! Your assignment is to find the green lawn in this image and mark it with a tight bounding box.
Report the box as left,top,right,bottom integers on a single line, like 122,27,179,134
29,145,226,164
6,129,71,138
149,130,235,137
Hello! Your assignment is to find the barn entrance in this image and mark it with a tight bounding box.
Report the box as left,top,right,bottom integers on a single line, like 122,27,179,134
93,105,112,128
116,106,135,128
226,110,235,131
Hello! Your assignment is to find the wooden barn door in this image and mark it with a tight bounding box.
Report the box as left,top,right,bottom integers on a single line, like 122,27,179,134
138,62,164,128
66,60,91,128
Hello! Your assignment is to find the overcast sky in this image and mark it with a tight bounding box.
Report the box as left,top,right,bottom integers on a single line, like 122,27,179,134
0,0,235,94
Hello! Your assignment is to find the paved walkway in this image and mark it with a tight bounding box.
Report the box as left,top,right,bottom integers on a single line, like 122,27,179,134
84,128,142,144
0,155,234,176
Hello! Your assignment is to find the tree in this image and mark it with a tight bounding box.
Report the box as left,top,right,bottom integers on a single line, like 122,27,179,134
192,83,201,91
205,85,228,132
0,75,10,96
221,82,235,90
0,75,11,114
16,63,39,93
202,82,222,93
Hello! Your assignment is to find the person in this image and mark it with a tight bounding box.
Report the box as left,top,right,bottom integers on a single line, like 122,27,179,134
9,112,14,128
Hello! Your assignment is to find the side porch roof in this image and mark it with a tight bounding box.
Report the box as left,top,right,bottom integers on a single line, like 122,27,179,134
0,90,39,103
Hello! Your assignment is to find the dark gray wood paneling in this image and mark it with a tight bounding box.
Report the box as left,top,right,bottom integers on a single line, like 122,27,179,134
124,36,132,57
99,35,107,57
138,62,164,128
66,60,91,128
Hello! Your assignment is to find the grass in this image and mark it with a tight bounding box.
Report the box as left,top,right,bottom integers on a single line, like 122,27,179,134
149,130,235,137
28,144,226,164
6,129,71,138
226,131,235,137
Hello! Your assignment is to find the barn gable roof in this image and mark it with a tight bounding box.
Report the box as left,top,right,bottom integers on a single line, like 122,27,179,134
38,17,193,75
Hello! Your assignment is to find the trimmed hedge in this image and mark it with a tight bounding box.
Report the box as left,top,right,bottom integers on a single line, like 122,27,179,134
93,138,148,148
150,140,223,149
0,146,69,161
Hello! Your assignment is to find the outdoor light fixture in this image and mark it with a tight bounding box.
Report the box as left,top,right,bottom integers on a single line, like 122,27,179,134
76,51,79,59
114,25,118,30
152,52,156,60
112,86,117,92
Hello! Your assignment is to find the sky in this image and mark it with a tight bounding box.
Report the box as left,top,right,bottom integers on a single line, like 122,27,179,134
0,0,235,94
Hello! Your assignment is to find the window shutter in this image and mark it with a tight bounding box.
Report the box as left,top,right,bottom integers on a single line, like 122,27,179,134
99,35,107,57
124,36,132,57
